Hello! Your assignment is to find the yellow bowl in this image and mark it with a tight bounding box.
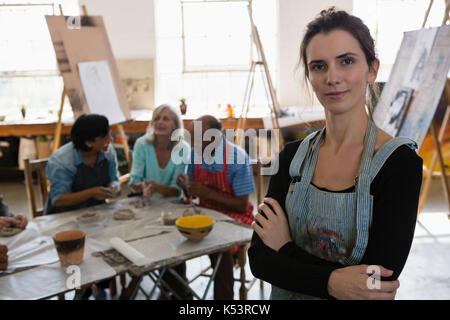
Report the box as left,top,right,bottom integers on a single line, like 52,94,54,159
175,215,215,241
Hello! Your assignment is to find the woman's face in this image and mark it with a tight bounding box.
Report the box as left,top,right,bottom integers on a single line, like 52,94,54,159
153,108,177,136
86,130,112,153
305,29,378,115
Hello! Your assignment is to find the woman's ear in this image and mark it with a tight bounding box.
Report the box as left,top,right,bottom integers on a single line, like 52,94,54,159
368,58,380,84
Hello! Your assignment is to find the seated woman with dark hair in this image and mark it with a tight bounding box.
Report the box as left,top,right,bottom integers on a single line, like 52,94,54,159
45,114,120,215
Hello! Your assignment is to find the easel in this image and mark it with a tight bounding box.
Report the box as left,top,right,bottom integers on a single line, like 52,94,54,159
235,0,284,151
51,5,131,169
417,0,450,219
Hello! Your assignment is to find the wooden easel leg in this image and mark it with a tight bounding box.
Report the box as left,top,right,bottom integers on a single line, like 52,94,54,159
418,106,450,217
116,124,131,165
52,87,66,154
429,122,450,219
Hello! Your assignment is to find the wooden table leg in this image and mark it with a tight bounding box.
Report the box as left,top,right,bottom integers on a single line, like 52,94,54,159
109,276,117,297
238,245,248,300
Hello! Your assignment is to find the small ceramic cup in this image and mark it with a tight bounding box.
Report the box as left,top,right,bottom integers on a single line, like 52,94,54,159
53,230,86,267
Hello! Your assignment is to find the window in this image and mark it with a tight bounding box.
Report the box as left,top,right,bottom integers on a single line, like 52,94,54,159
353,0,447,82
181,0,252,72
0,1,79,122
155,0,278,117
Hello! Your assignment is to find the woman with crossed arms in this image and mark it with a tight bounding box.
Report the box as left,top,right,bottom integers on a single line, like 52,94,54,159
248,8,422,300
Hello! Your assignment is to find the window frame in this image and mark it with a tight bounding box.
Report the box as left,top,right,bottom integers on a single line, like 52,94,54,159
180,0,254,73
0,3,59,77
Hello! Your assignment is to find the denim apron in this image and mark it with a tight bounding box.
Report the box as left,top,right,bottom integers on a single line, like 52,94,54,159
270,119,417,299
45,157,111,215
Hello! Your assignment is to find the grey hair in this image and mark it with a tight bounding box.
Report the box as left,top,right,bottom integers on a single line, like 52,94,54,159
145,104,184,148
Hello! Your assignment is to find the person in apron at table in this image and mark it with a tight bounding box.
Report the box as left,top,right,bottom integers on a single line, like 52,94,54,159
248,8,423,300
44,113,120,299
45,114,120,215
176,115,255,300
126,104,190,300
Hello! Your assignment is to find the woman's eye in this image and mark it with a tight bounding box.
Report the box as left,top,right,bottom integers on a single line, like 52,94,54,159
342,58,354,65
311,64,325,71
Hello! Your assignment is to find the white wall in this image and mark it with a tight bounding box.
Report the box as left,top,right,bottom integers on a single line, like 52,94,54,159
78,0,156,59
277,0,353,108
77,0,156,109
76,0,354,109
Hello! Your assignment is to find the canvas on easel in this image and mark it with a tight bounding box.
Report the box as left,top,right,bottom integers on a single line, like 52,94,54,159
45,10,132,167
373,25,450,148
45,14,131,123
373,22,450,218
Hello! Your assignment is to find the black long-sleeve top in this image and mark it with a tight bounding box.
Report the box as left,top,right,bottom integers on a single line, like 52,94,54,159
248,139,423,299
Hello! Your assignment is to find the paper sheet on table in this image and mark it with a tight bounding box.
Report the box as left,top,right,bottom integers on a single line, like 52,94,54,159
0,196,235,271
128,221,253,266
0,217,85,271
0,255,116,300
78,60,126,125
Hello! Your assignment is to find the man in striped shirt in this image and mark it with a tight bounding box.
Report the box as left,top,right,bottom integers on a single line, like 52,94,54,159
177,115,255,300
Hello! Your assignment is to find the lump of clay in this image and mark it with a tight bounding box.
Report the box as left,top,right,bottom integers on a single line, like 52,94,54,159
130,199,150,209
183,206,202,217
161,211,178,225
0,227,23,237
113,209,136,220
76,211,100,223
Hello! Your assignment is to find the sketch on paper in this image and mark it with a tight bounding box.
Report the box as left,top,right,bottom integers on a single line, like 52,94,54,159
382,87,413,137
78,60,126,125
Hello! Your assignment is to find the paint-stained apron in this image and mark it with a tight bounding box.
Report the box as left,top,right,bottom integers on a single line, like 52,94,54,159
194,141,254,226
271,119,417,299
45,157,111,215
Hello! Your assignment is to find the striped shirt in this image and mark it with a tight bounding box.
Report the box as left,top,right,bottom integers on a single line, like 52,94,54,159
187,136,255,196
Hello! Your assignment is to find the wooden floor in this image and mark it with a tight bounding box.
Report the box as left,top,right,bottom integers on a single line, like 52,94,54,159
1,175,449,300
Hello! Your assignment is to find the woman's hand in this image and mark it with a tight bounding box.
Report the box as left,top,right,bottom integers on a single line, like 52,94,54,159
0,217,13,229
10,214,28,229
328,265,400,300
90,186,115,200
130,182,144,194
108,185,121,198
252,197,292,252
142,179,155,198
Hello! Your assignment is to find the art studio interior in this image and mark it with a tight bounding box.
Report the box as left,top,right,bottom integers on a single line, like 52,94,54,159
0,0,449,301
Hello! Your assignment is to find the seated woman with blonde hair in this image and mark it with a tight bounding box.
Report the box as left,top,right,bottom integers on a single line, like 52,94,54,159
129,104,189,199
128,104,190,299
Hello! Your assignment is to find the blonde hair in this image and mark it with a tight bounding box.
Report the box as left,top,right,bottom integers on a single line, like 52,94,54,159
146,104,184,149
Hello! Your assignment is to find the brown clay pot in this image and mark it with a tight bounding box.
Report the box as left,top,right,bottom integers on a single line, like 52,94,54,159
53,230,86,267
180,103,187,115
